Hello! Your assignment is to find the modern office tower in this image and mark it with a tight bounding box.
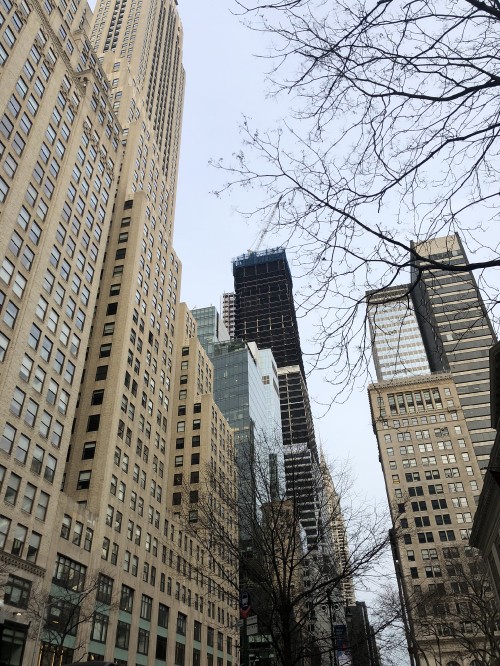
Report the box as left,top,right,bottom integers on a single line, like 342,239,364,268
0,2,238,666
221,292,235,340
367,285,433,382
193,305,230,350
231,249,345,663
368,234,497,664
192,306,283,542
232,248,320,544
413,234,497,469
369,234,497,467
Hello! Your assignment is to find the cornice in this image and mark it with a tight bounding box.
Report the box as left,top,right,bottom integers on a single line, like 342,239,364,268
368,371,453,392
0,551,46,578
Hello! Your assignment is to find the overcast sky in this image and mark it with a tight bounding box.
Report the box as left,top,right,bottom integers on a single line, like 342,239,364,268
173,2,396,614
174,0,388,500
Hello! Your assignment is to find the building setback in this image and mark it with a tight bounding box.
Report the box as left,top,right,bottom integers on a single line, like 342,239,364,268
0,2,238,666
368,234,498,664
412,235,497,468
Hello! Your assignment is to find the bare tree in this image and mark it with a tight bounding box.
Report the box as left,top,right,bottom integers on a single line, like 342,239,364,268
369,582,416,666
213,0,500,397
374,544,500,666
26,569,119,666
410,549,500,666
179,439,391,666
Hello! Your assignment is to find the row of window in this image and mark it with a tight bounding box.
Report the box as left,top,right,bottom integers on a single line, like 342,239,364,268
0,464,49,518
392,466,478,484
1,426,57,478
60,514,93,550
381,387,446,415
0,514,41,561
389,452,471,469
382,407,457,430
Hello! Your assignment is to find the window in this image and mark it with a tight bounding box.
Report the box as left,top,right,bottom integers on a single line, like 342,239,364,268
22,483,36,513
53,554,87,591
120,585,134,612
137,628,149,655
158,603,169,628
115,621,130,649
35,490,50,520
10,523,28,557
4,575,31,608
0,515,11,548
24,530,39,563
95,365,108,380
140,594,152,620
5,473,21,505
61,515,71,540
175,642,185,666
31,445,44,474
87,414,100,431
176,612,187,636
96,573,114,604
77,470,91,490
91,390,104,406
91,613,109,643
0,331,9,361
100,343,112,357
4,301,19,328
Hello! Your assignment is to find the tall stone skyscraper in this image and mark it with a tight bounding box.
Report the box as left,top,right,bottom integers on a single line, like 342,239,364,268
0,2,238,666
368,234,498,665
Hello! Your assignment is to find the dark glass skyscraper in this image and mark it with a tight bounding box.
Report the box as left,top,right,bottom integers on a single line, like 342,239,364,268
232,248,320,542
233,248,305,374
191,306,283,541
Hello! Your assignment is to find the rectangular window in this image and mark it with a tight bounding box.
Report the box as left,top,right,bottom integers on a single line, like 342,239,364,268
5,473,21,505
137,627,149,655
120,585,134,612
91,612,109,643
53,553,87,591
140,594,152,620
4,575,31,608
96,573,114,604
115,621,130,649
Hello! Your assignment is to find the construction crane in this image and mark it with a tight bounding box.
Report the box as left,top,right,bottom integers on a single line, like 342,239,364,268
248,203,279,253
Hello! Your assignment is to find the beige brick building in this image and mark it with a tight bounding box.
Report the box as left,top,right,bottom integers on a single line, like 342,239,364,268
369,374,488,665
0,1,238,666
